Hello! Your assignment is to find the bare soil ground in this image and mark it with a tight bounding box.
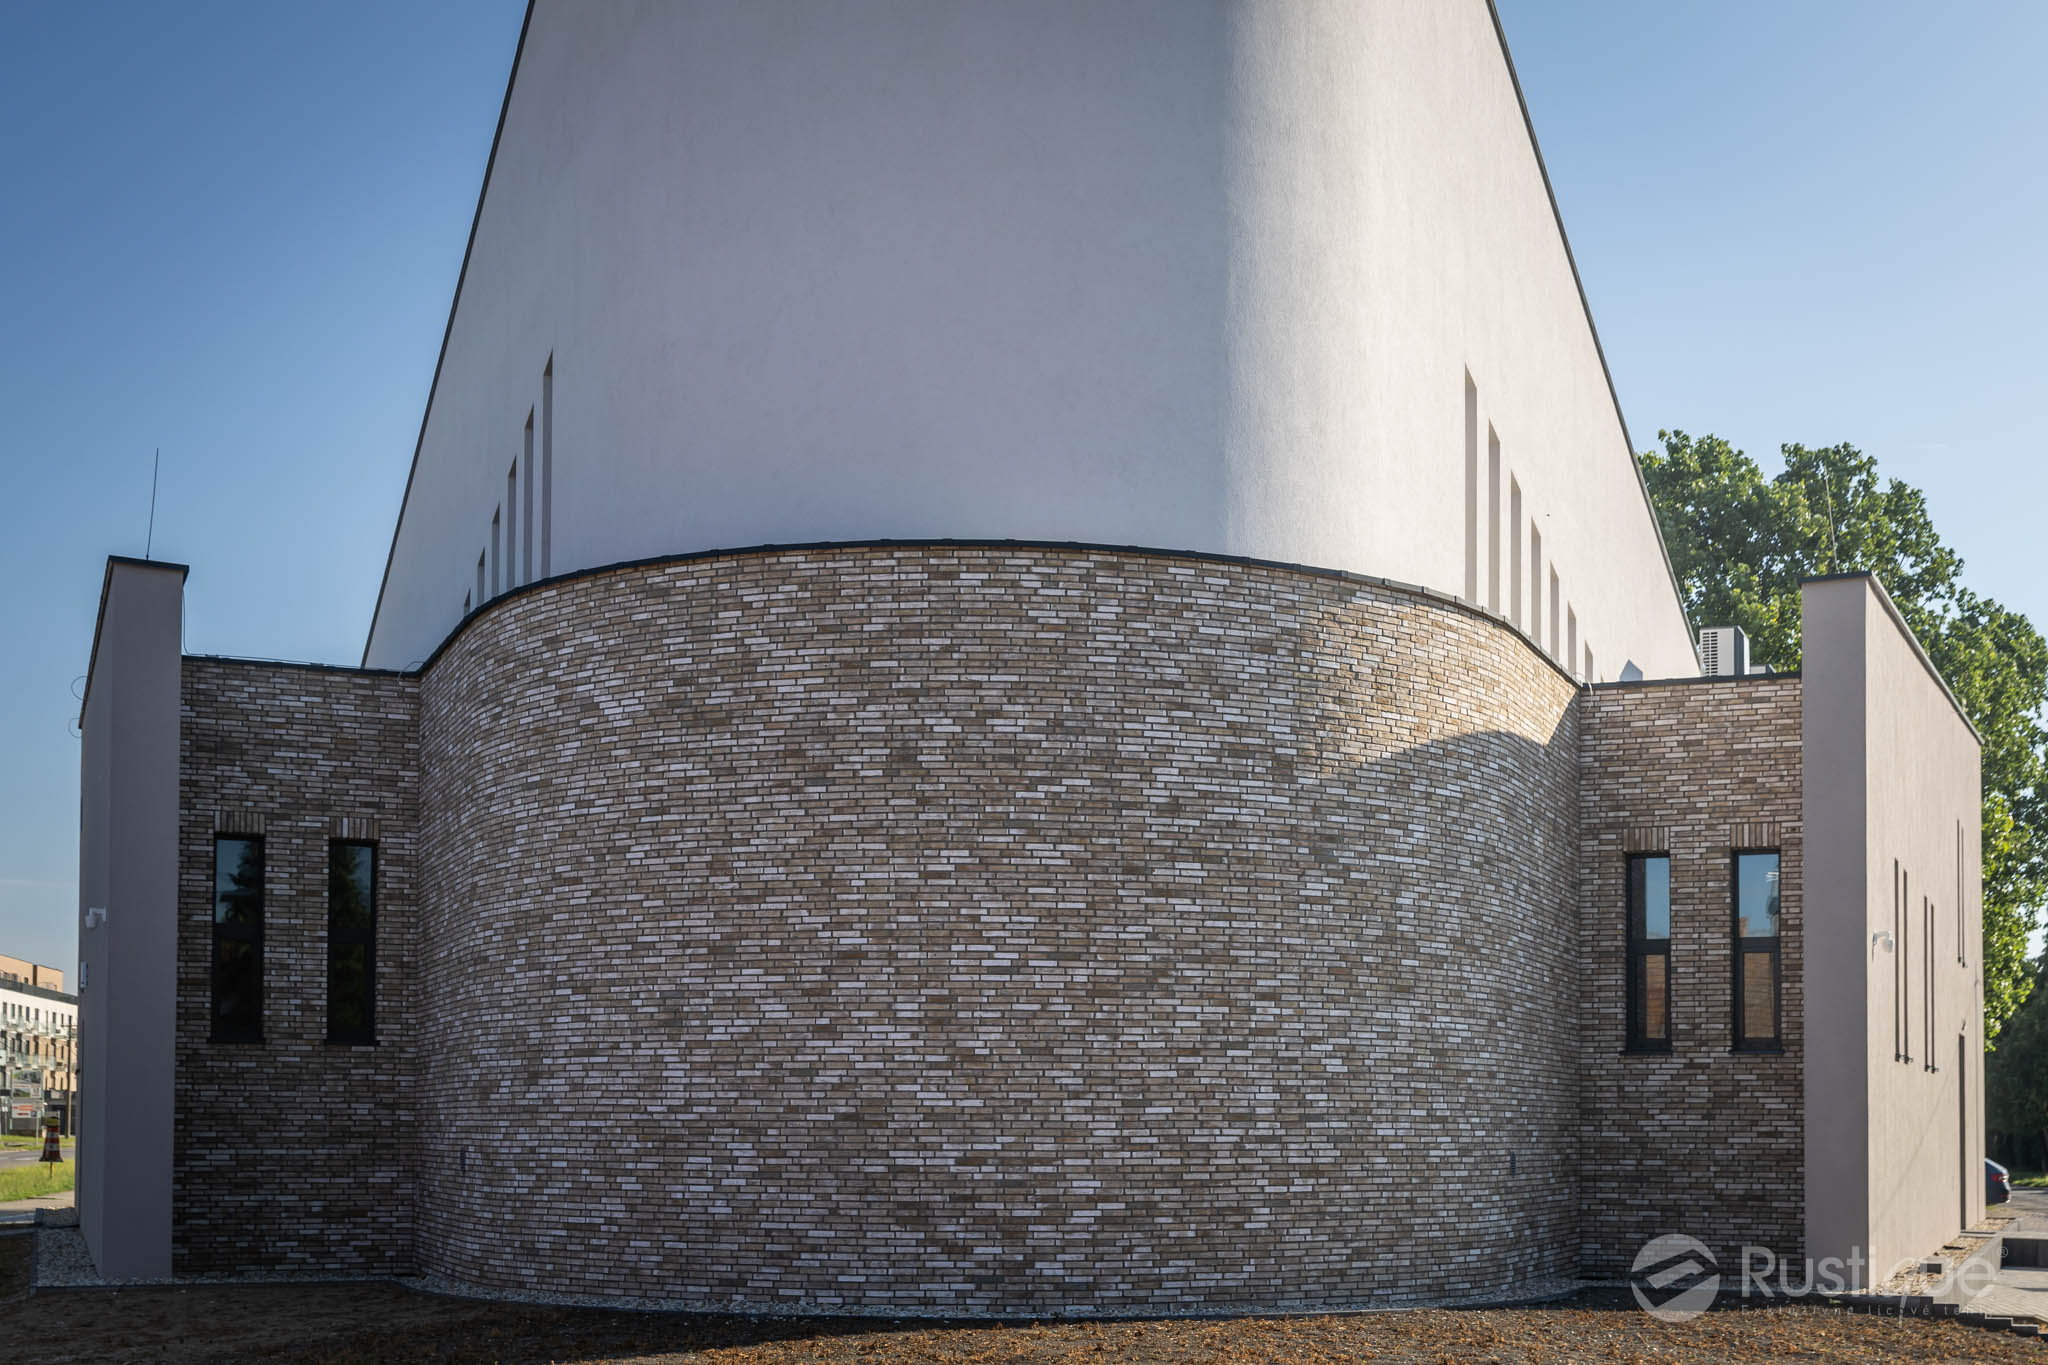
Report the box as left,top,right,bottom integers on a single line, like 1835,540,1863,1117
0,1234,2036,1364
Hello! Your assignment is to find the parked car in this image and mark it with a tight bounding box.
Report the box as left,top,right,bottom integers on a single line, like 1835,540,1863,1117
1989,1158,2013,1205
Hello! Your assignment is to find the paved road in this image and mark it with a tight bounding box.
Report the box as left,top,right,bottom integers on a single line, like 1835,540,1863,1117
0,1144,71,1166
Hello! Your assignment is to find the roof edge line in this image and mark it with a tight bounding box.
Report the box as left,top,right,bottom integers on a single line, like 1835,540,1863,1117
353,537,1589,687
81,555,191,717
359,0,537,668
1804,570,1983,745
1482,0,1700,672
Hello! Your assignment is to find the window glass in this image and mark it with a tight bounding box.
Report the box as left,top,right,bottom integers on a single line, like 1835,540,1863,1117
1627,853,1672,1050
330,843,374,933
210,836,264,1043
327,841,376,1044
214,837,263,927
1638,857,1671,939
1737,852,1780,937
1638,956,1668,1040
1733,850,1783,1050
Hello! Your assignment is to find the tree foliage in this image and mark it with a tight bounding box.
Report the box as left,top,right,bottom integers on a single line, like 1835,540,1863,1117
1640,431,2048,1041
1989,956,2048,1155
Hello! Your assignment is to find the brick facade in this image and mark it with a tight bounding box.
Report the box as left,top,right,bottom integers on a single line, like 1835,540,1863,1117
1575,676,1805,1273
166,544,1808,1309
175,659,419,1275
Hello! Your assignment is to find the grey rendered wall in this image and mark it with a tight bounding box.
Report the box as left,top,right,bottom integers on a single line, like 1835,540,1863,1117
364,0,1695,684
1802,574,1983,1286
76,558,185,1281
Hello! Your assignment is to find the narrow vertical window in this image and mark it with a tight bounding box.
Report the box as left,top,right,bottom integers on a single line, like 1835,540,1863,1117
1567,607,1579,679
1924,896,1935,1070
522,410,536,586
476,551,485,608
1902,868,1911,1063
1627,854,1672,1051
1463,374,1479,603
1894,859,1903,1061
1549,568,1562,659
490,507,502,597
1585,644,1595,684
1957,822,1966,965
1486,429,1502,614
1509,480,1524,628
463,591,471,616
1529,525,1543,642
211,836,264,1043
507,460,520,588
541,356,554,578
1733,850,1782,1051
328,841,376,1044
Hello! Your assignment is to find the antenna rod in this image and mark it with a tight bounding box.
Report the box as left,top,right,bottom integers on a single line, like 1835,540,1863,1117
145,447,160,559
1820,466,1839,572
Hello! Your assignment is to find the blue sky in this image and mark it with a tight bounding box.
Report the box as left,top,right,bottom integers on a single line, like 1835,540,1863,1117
1,2,2042,978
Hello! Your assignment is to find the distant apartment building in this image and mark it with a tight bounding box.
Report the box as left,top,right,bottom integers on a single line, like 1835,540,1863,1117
0,964,77,1136
75,0,1984,1310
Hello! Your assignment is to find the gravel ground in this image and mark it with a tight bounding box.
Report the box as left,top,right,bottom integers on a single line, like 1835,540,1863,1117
4,1234,2041,1364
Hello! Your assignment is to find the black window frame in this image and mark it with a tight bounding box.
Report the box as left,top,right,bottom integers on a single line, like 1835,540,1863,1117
209,834,265,1044
326,838,378,1045
1626,852,1673,1053
1731,847,1783,1053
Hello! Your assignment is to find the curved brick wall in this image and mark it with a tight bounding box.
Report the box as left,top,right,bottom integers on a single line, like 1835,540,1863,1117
413,545,1581,1313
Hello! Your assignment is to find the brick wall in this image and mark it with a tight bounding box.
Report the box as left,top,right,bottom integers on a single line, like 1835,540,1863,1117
1576,675,1804,1274
175,659,420,1275
411,545,1586,1312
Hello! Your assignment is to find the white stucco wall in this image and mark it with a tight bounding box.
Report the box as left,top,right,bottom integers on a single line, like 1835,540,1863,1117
364,0,1695,680
1803,573,1983,1288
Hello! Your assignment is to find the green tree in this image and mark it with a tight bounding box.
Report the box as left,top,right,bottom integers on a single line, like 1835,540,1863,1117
1641,431,2048,1040
1988,955,2048,1164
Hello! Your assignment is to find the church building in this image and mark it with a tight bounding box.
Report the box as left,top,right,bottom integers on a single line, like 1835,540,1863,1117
76,0,1983,1310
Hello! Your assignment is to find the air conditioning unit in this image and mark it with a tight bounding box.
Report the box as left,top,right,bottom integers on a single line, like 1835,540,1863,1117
1700,625,1750,678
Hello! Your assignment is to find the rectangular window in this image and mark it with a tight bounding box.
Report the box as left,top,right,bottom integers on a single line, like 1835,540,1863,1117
1627,853,1672,1051
507,460,520,589
328,841,376,1044
1585,643,1595,684
1902,867,1911,1063
1567,607,1579,679
1509,480,1523,628
210,836,264,1043
1464,374,1479,604
476,551,485,608
523,410,537,587
490,506,502,597
1894,859,1904,1061
1549,567,1562,659
1924,895,1936,1071
541,355,554,578
1487,429,1502,614
1529,525,1543,643
1732,850,1782,1051
1958,821,1966,965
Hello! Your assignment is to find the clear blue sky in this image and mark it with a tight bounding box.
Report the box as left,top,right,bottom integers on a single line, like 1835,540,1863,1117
2,2,2042,979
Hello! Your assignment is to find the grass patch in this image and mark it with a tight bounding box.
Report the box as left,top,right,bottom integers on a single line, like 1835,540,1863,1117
0,1135,44,1151
0,1159,71,1202
2012,1170,2048,1189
